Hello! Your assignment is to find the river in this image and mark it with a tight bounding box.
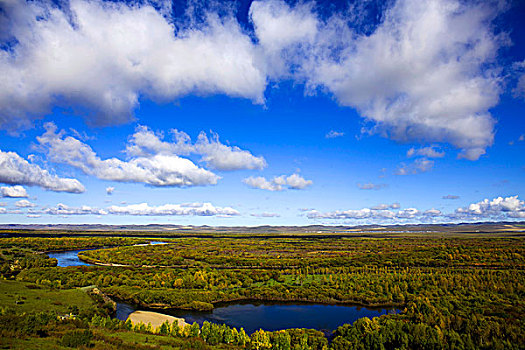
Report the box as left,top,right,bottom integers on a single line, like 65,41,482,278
51,245,400,334
47,241,167,267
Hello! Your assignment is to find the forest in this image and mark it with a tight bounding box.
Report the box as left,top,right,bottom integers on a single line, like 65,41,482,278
0,231,524,349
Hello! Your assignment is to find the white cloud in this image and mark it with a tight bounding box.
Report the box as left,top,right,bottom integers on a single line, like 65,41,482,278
453,195,525,219
1,185,28,198
423,208,442,217
512,60,525,99
407,146,445,158
250,212,281,218
307,208,396,220
371,203,400,210
15,199,36,208
42,203,108,216
308,0,504,160
0,208,6,214
396,208,419,219
108,202,240,216
106,187,115,195
396,158,434,175
284,173,313,189
195,132,267,171
358,183,388,190
37,123,219,187
243,173,312,191
243,176,280,191
0,149,85,193
249,0,318,78
325,130,345,139
0,0,266,129
306,206,419,221
307,195,525,222
0,0,509,161
126,126,266,171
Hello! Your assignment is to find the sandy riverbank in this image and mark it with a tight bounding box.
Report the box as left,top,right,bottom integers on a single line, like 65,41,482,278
127,310,188,329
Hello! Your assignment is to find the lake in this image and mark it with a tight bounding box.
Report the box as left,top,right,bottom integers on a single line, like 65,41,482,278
115,301,398,335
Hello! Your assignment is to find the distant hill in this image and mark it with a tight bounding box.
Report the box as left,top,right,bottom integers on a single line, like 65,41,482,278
0,222,523,234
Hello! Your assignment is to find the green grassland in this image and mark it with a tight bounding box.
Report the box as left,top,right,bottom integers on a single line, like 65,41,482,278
0,280,96,315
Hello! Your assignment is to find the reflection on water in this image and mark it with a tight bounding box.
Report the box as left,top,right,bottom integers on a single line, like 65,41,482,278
116,301,398,335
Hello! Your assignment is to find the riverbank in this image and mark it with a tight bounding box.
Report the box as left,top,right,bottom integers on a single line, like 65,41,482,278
127,310,188,329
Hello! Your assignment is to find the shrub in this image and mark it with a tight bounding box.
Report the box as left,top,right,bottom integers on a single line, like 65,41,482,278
60,329,93,348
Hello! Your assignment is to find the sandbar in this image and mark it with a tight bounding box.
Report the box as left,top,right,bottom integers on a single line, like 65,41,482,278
127,310,188,329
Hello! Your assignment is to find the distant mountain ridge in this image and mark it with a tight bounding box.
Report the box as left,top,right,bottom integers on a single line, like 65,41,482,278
0,222,523,233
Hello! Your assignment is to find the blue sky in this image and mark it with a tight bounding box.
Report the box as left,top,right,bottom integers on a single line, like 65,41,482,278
0,0,524,225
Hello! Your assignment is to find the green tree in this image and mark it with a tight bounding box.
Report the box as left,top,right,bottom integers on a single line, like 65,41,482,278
190,322,200,337
251,329,272,350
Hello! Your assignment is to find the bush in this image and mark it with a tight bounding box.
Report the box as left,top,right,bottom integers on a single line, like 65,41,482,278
60,329,93,348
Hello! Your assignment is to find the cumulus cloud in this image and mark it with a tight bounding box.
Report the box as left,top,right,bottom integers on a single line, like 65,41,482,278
37,123,219,187
358,183,388,190
0,0,509,160
306,206,420,221
325,130,344,139
407,146,445,158
1,185,28,198
243,173,312,191
308,208,396,220
0,0,265,130
396,158,434,175
15,199,36,208
106,187,115,195
107,202,240,216
42,203,108,216
24,201,240,217
307,195,525,222
423,208,442,217
127,126,266,171
249,0,318,78
453,195,525,219
308,0,504,160
0,149,85,193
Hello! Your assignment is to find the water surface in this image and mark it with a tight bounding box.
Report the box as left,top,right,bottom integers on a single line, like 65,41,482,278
116,301,398,335
48,241,168,267
48,249,93,267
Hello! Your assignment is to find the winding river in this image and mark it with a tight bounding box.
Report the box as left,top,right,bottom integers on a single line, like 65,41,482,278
51,245,399,334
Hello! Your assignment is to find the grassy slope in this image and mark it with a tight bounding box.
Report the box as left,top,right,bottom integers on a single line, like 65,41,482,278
0,279,96,315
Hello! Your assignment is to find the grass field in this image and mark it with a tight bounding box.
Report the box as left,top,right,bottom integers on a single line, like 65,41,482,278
0,279,96,315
